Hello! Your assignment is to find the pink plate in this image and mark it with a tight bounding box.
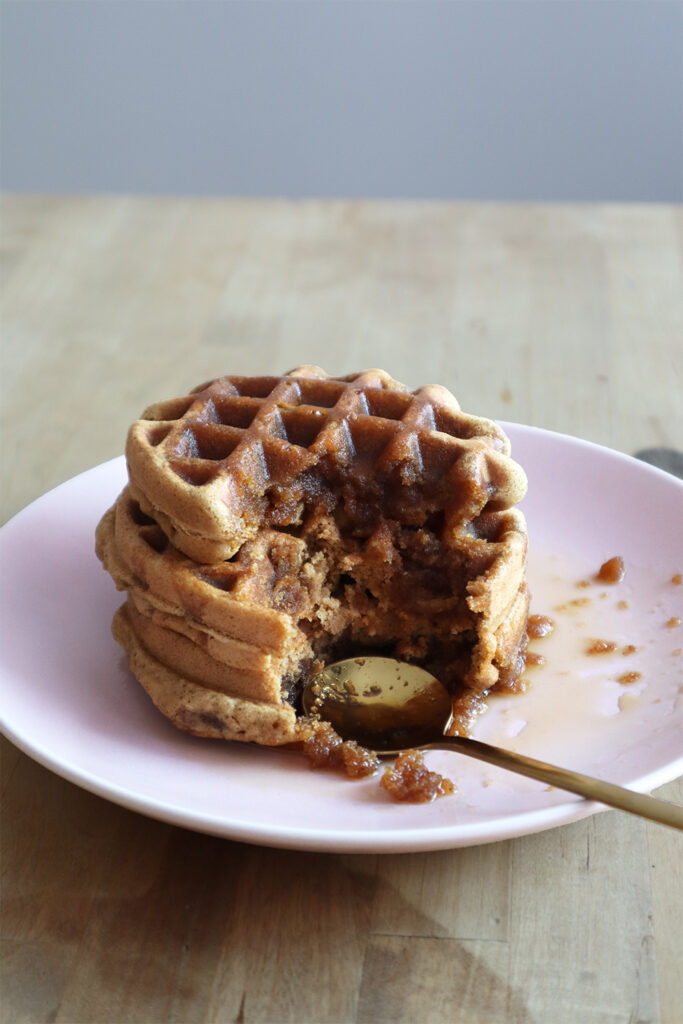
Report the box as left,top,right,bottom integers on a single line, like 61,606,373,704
1,424,681,852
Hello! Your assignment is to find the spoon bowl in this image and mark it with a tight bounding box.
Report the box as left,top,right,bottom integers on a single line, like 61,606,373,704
302,657,453,750
303,656,683,831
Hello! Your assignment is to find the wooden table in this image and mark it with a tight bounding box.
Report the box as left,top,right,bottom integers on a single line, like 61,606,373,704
1,197,681,1024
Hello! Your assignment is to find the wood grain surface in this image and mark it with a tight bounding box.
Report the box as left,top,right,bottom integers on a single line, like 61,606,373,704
1,196,681,1024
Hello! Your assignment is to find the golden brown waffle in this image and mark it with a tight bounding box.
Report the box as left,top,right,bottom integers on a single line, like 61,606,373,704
97,493,315,688
126,366,528,563
96,493,308,743
96,483,528,743
99,367,531,746
111,604,299,744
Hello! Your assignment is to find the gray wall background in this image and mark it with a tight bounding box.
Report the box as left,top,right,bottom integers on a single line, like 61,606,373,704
1,0,682,201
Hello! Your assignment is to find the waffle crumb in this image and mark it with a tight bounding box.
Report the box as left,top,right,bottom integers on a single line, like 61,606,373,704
587,639,618,655
381,750,455,803
618,671,642,685
596,556,625,584
299,718,380,778
527,614,555,638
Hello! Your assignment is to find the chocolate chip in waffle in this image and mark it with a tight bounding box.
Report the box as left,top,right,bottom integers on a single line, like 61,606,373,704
126,366,528,563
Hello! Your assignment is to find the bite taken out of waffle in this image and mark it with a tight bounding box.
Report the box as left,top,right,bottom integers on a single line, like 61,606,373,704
97,366,530,743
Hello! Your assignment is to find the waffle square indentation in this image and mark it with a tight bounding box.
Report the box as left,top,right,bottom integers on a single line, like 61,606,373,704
365,389,412,421
129,501,158,527
296,379,345,409
349,416,399,463
196,568,241,593
212,396,262,430
140,524,169,554
229,376,281,399
190,423,244,462
145,423,173,447
170,459,221,486
280,408,328,449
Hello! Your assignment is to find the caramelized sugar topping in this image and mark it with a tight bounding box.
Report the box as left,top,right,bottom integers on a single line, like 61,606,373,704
381,750,455,803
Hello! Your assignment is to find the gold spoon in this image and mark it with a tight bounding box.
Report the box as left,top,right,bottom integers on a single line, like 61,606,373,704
302,657,683,831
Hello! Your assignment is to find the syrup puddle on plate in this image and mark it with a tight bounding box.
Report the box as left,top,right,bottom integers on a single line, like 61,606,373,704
451,540,682,803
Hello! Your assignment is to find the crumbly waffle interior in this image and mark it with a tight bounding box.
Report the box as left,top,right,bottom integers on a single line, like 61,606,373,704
128,492,521,716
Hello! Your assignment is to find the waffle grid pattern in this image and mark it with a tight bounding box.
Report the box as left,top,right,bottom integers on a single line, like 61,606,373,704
106,488,526,640
140,368,511,489
108,493,311,642
127,367,527,562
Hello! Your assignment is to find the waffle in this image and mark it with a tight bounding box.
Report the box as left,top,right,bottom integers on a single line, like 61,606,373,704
126,366,528,563
96,487,528,743
96,492,314,743
98,368,531,746
110,605,298,744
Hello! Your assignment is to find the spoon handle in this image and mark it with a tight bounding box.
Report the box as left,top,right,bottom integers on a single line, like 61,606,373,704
423,736,683,831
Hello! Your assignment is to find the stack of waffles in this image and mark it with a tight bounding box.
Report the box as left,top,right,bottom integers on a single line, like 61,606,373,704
96,366,530,744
